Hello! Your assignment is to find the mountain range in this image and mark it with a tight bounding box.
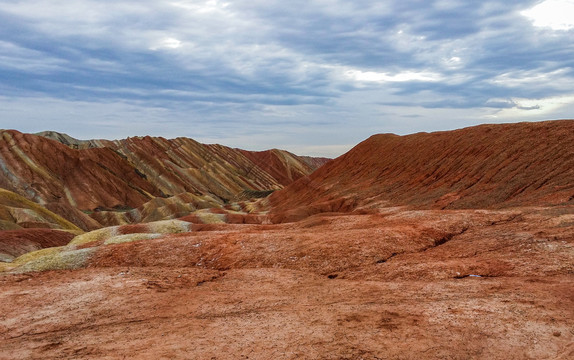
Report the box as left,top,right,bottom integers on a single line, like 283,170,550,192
0,129,329,230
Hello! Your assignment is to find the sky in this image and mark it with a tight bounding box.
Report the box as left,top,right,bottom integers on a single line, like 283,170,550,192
1,0,573,157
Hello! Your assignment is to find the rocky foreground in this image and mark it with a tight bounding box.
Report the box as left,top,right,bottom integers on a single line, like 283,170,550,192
1,120,573,359
1,208,573,359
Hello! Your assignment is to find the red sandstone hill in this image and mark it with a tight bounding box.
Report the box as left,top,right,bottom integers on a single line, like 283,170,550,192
0,188,84,231
0,130,328,229
268,120,574,222
238,149,321,187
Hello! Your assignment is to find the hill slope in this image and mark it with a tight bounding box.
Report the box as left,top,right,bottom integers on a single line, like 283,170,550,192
1,130,328,229
0,188,83,231
268,120,574,222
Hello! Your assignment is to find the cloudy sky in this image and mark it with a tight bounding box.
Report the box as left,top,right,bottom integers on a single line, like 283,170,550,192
1,0,573,156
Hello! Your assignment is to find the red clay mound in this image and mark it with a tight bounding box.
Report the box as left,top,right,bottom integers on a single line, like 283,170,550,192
269,120,574,222
0,229,75,261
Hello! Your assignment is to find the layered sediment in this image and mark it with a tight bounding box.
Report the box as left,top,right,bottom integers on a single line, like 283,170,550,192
1,120,573,359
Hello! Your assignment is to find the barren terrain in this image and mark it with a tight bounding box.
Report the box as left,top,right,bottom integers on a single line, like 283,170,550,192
1,121,573,359
1,207,573,359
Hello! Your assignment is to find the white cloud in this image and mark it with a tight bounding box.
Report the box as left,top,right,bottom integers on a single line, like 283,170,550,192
345,69,442,83
486,94,574,119
443,56,463,69
0,41,69,73
521,0,574,30
170,0,230,13
488,68,573,90
150,37,183,50
1,1,156,38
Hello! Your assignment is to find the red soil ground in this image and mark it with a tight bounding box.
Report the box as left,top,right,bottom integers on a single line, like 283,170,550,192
1,207,573,359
